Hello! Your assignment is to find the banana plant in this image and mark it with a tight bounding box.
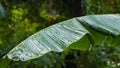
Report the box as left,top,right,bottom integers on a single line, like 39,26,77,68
1,14,120,68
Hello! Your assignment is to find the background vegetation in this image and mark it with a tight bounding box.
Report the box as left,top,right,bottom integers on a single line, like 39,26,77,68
0,0,120,68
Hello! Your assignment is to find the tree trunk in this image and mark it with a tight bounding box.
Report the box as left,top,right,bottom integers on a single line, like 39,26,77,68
62,0,86,17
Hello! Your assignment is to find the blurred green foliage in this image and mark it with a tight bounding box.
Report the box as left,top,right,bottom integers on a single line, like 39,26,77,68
87,0,120,14
0,0,68,68
0,0,120,68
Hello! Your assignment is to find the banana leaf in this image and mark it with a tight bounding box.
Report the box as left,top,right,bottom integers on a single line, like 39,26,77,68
6,14,120,61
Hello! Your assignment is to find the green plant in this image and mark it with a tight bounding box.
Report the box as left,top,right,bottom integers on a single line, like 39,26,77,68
1,14,120,68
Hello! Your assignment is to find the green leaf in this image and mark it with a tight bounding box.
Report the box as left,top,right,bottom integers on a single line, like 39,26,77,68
69,35,90,51
77,14,120,36
77,14,120,47
6,14,120,61
7,18,89,61
106,35,120,47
